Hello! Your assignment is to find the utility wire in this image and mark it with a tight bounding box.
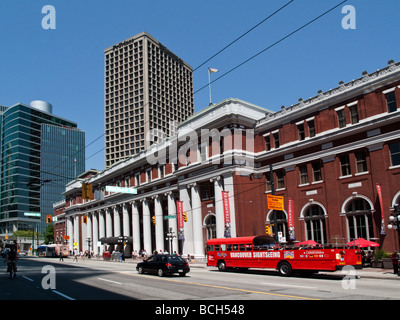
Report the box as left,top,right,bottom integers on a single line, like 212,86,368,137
194,0,348,95
193,0,296,72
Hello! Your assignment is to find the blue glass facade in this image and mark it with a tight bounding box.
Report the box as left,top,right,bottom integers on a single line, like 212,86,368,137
0,102,85,235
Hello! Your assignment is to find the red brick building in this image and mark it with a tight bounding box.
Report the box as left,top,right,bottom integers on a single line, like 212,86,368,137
54,60,400,257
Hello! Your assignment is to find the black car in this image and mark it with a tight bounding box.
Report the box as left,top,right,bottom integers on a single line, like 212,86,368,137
136,254,190,277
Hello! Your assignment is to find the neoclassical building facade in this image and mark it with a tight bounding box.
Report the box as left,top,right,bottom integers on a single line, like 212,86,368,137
54,60,400,257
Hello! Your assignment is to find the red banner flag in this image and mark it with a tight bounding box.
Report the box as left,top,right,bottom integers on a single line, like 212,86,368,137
376,183,385,235
176,200,185,240
287,198,295,240
222,191,231,224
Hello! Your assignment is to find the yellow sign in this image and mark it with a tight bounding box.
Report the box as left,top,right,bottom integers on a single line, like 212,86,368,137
267,194,284,210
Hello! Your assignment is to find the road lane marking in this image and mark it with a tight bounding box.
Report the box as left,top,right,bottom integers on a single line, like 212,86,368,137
52,290,75,300
22,276,34,282
120,272,320,300
97,277,122,285
262,282,317,289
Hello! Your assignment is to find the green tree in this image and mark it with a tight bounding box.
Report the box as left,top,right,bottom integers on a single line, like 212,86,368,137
44,224,54,244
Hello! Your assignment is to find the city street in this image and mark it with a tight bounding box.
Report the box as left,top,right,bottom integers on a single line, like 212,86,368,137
2,256,400,302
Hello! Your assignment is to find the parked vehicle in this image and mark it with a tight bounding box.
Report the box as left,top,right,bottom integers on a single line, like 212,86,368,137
136,254,190,277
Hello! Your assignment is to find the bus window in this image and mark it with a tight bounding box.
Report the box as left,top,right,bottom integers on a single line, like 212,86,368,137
221,244,226,251
207,245,213,252
232,244,238,251
245,244,252,251
239,244,245,251
215,245,220,251
227,244,232,251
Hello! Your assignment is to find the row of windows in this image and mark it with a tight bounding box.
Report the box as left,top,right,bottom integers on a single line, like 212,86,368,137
271,199,378,245
266,143,400,190
264,89,398,150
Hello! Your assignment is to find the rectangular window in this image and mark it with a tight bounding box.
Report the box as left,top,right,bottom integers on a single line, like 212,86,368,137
312,162,322,182
264,135,271,151
297,123,305,140
386,91,397,113
307,119,315,138
389,142,400,166
299,165,308,184
337,109,346,128
355,151,367,173
265,173,272,192
349,104,359,124
273,132,280,148
340,155,351,176
276,170,285,189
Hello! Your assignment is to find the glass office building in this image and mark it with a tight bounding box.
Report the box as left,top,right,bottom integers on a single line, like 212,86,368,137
0,101,85,235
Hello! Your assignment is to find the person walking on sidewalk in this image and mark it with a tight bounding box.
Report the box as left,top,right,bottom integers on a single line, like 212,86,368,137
391,251,399,275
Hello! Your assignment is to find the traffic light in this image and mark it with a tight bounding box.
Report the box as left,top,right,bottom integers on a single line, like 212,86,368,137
183,212,187,222
82,216,87,224
265,224,271,235
46,215,52,223
82,183,94,200
152,216,156,225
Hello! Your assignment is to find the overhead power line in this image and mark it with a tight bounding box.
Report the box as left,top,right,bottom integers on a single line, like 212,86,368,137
193,0,296,72
194,0,348,95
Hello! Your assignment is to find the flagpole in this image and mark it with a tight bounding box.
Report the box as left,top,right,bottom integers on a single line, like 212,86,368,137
208,68,212,105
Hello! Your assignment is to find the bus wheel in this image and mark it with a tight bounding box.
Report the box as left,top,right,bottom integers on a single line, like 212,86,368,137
217,260,227,272
277,261,292,276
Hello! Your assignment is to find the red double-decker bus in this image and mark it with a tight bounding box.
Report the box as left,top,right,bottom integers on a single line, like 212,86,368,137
206,235,362,276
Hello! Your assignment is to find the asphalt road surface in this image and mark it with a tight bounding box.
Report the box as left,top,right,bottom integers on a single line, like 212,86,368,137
2,256,400,306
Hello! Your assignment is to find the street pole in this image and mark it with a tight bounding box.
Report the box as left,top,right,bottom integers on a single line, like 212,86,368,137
270,164,278,243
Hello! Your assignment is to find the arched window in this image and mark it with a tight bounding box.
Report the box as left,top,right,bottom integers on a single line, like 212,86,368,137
346,198,374,240
304,205,327,244
266,211,288,242
205,214,216,240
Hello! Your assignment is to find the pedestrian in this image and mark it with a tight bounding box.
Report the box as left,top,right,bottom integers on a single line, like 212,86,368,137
391,251,399,275
59,251,64,261
73,250,78,262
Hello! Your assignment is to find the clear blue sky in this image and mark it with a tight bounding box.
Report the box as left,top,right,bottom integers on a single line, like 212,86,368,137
1,0,399,172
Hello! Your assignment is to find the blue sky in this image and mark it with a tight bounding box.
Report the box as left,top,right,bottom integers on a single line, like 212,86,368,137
1,0,399,172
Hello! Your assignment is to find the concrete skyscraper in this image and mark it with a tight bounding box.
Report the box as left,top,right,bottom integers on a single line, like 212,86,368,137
104,32,194,168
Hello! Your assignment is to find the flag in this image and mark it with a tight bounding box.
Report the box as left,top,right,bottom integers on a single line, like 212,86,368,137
208,68,219,73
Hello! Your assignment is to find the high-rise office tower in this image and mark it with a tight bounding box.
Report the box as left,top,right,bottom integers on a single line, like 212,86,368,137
0,100,85,235
104,32,194,168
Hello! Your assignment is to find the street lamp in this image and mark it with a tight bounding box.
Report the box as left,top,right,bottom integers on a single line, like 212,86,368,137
86,238,92,258
166,228,176,254
387,204,400,250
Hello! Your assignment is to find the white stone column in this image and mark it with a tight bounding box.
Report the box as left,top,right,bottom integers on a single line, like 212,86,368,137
67,216,73,251
166,192,178,254
74,215,80,251
106,208,113,237
142,199,152,254
113,206,121,237
92,211,99,255
212,176,224,238
222,173,237,237
99,210,105,254
179,185,193,256
99,210,105,239
131,202,141,254
123,203,130,237
154,195,164,252
191,183,205,259
82,214,89,252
